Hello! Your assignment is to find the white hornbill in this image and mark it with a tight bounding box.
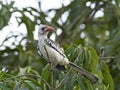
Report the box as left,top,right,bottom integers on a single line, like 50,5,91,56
37,24,98,83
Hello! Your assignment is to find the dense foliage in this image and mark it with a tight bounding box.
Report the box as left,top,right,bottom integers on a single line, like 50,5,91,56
0,0,120,90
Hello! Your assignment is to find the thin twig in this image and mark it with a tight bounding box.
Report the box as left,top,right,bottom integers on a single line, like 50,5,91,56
99,57,115,60
55,69,72,90
50,67,54,90
99,47,115,66
99,47,115,60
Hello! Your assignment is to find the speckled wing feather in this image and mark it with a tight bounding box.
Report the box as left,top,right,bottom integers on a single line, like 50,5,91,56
44,39,66,58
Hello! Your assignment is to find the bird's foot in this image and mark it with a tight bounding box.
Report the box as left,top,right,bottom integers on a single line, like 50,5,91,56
50,63,57,71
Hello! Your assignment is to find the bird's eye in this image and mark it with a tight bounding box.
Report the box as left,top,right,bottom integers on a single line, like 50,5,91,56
41,27,45,31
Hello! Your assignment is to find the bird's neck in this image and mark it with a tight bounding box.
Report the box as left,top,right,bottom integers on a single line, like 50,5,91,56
38,34,48,41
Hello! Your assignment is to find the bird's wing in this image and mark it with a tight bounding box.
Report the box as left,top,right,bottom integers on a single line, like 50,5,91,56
44,39,66,58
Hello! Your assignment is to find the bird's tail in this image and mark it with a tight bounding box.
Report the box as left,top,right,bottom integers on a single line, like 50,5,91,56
68,62,98,83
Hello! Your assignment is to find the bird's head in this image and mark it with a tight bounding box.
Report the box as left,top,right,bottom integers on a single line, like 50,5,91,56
38,25,55,35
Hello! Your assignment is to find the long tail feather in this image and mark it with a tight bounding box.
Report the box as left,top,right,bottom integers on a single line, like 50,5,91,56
68,62,98,83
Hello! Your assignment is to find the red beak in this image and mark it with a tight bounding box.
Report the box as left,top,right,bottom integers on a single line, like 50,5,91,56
46,26,55,32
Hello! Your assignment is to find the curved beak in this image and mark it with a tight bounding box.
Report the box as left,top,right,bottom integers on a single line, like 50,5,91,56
45,26,55,32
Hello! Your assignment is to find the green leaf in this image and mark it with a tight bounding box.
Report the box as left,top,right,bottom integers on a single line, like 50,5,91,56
24,80,39,90
87,46,98,72
87,46,104,81
0,83,9,90
77,78,87,90
41,64,50,80
13,81,21,90
101,61,114,90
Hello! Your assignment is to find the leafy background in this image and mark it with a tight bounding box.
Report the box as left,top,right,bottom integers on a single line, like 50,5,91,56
0,0,120,90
